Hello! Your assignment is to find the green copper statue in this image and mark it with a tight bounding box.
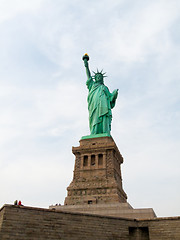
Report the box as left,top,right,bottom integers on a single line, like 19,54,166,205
82,54,118,137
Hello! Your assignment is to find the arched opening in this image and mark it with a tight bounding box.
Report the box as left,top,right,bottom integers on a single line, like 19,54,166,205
98,154,103,165
83,155,88,166
91,155,95,166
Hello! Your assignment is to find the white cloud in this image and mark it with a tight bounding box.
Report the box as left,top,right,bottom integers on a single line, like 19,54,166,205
98,1,180,62
0,0,43,24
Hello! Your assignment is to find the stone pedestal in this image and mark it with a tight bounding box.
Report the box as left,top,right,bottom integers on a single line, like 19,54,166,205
64,136,127,205
50,136,156,219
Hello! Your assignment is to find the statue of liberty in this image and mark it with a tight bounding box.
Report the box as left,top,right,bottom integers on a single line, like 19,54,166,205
82,54,118,137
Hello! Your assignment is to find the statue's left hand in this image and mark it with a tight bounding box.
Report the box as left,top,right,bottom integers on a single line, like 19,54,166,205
110,89,118,108
113,89,118,98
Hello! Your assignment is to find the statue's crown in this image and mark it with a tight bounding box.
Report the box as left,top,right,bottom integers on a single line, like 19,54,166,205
92,69,107,79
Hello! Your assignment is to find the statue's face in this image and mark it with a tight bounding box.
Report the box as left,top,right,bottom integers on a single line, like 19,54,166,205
95,73,104,83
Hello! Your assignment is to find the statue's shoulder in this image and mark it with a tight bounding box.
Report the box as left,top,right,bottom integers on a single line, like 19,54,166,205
103,84,110,91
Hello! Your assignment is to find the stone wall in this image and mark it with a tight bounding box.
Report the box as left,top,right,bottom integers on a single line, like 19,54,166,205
0,206,4,230
141,217,180,240
0,205,134,240
0,205,180,240
50,203,156,219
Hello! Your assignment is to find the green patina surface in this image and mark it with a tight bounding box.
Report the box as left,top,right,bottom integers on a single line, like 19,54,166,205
82,54,118,137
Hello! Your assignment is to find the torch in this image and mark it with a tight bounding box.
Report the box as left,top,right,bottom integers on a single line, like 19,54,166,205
82,53,91,78
82,53,89,64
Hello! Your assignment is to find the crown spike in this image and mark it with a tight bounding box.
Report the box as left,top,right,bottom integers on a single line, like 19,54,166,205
92,69,107,79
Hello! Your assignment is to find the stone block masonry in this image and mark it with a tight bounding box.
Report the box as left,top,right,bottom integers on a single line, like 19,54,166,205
0,205,134,240
56,136,156,220
0,205,180,240
139,217,180,240
65,136,127,205
51,203,156,220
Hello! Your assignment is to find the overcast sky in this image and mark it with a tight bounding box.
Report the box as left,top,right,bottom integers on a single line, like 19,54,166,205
0,0,179,217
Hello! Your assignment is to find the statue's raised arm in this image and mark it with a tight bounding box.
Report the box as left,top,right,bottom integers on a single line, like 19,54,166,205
82,54,118,138
82,54,91,80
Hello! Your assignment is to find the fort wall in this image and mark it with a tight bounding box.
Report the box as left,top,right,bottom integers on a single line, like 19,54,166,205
0,205,180,240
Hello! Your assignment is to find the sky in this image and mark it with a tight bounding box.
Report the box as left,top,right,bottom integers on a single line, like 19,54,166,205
0,0,179,218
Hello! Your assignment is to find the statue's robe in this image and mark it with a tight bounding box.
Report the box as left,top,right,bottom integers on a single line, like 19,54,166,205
86,77,117,135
